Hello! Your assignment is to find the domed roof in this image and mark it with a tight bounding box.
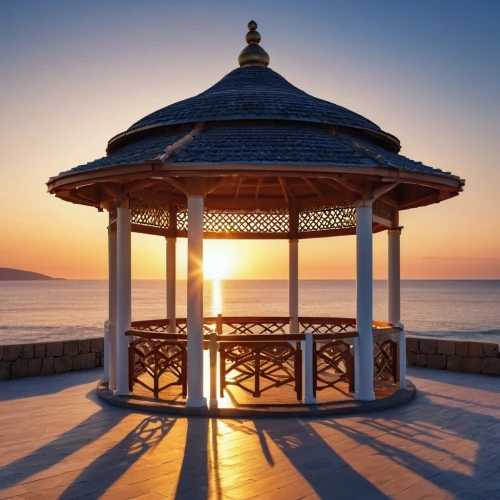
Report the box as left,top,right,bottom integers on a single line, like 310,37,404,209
123,65,384,137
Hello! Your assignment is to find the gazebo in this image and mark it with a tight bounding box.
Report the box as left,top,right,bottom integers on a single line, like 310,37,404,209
47,22,464,413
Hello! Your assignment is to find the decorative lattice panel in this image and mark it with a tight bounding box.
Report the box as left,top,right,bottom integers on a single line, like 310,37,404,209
299,321,356,335
131,200,170,229
177,207,289,234
373,200,395,222
299,203,356,233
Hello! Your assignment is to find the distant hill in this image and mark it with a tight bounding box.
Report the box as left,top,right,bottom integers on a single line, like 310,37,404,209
0,268,65,281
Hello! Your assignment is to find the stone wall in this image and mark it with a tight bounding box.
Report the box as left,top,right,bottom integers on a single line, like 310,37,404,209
406,337,500,375
0,338,104,381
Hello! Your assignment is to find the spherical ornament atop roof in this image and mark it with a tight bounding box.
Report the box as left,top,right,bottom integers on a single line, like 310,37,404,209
238,21,270,68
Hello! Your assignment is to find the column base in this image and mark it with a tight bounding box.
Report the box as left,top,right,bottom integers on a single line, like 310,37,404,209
186,396,208,408
303,397,317,405
355,390,376,401
114,388,130,397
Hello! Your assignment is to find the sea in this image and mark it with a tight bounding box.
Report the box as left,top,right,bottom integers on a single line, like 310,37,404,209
0,280,499,346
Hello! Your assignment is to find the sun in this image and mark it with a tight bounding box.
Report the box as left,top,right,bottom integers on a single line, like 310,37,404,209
203,249,233,279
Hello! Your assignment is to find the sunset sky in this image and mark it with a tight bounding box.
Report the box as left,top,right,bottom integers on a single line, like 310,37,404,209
1,1,499,280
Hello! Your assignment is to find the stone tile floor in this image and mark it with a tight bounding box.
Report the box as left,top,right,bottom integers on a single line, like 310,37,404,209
0,367,499,499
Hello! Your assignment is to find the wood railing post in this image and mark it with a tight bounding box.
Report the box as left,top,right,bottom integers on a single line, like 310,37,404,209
398,323,406,388
209,332,218,409
219,346,226,398
303,332,316,404
217,314,223,335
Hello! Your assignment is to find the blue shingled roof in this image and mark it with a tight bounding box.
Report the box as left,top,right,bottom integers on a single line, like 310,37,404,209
67,133,186,174
62,125,450,178
127,66,382,133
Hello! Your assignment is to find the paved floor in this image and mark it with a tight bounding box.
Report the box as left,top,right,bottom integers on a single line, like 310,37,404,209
0,368,500,500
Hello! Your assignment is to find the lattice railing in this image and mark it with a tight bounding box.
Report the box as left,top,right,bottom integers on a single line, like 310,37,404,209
218,334,303,400
299,318,356,335
313,339,354,395
298,202,356,233
374,339,398,383
221,317,289,335
127,333,187,398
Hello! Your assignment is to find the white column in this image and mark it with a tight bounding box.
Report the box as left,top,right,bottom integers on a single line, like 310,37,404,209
186,195,207,408
166,237,176,333
106,226,117,389
289,239,299,333
115,206,131,396
355,202,375,401
388,228,402,325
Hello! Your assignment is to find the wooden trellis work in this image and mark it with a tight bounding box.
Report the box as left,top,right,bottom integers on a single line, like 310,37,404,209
299,318,356,335
127,332,187,399
313,338,355,395
218,334,303,400
298,203,356,233
373,338,399,383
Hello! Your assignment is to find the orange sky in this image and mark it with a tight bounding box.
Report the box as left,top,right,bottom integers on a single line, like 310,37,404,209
1,2,499,280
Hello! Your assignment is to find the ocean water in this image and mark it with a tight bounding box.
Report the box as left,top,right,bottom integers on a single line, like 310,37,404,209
0,280,499,345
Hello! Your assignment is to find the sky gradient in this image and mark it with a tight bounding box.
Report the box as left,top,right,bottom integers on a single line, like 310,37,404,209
1,1,499,279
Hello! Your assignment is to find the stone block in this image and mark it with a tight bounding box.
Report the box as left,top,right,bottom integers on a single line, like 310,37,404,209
96,352,102,367
406,337,419,353
0,346,3,360
79,340,91,354
481,343,499,358
46,342,64,357
3,345,22,362
468,342,483,358
447,355,464,372
0,362,11,380
54,355,72,373
40,356,54,376
406,351,416,365
22,344,35,359
72,352,96,370
419,339,437,355
455,342,469,357
463,357,482,374
437,340,455,356
482,358,500,376
91,338,104,353
415,353,427,367
11,359,29,379
34,343,46,358
28,358,43,377
64,341,79,356
427,354,447,370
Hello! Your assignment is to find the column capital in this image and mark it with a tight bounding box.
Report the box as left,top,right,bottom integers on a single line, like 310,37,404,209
354,199,373,208
388,226,404,235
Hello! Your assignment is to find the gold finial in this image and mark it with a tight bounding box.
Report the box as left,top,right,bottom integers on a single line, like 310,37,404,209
238,20,270,67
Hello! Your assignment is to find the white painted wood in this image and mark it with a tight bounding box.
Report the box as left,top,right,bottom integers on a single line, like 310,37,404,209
303,333,317,404
289,238,299,333
108,226,117,390
166,236,176,333
355,203,375,401
388,228,402,325
115,207,131,396
103,226,117,390
186,195,207,408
